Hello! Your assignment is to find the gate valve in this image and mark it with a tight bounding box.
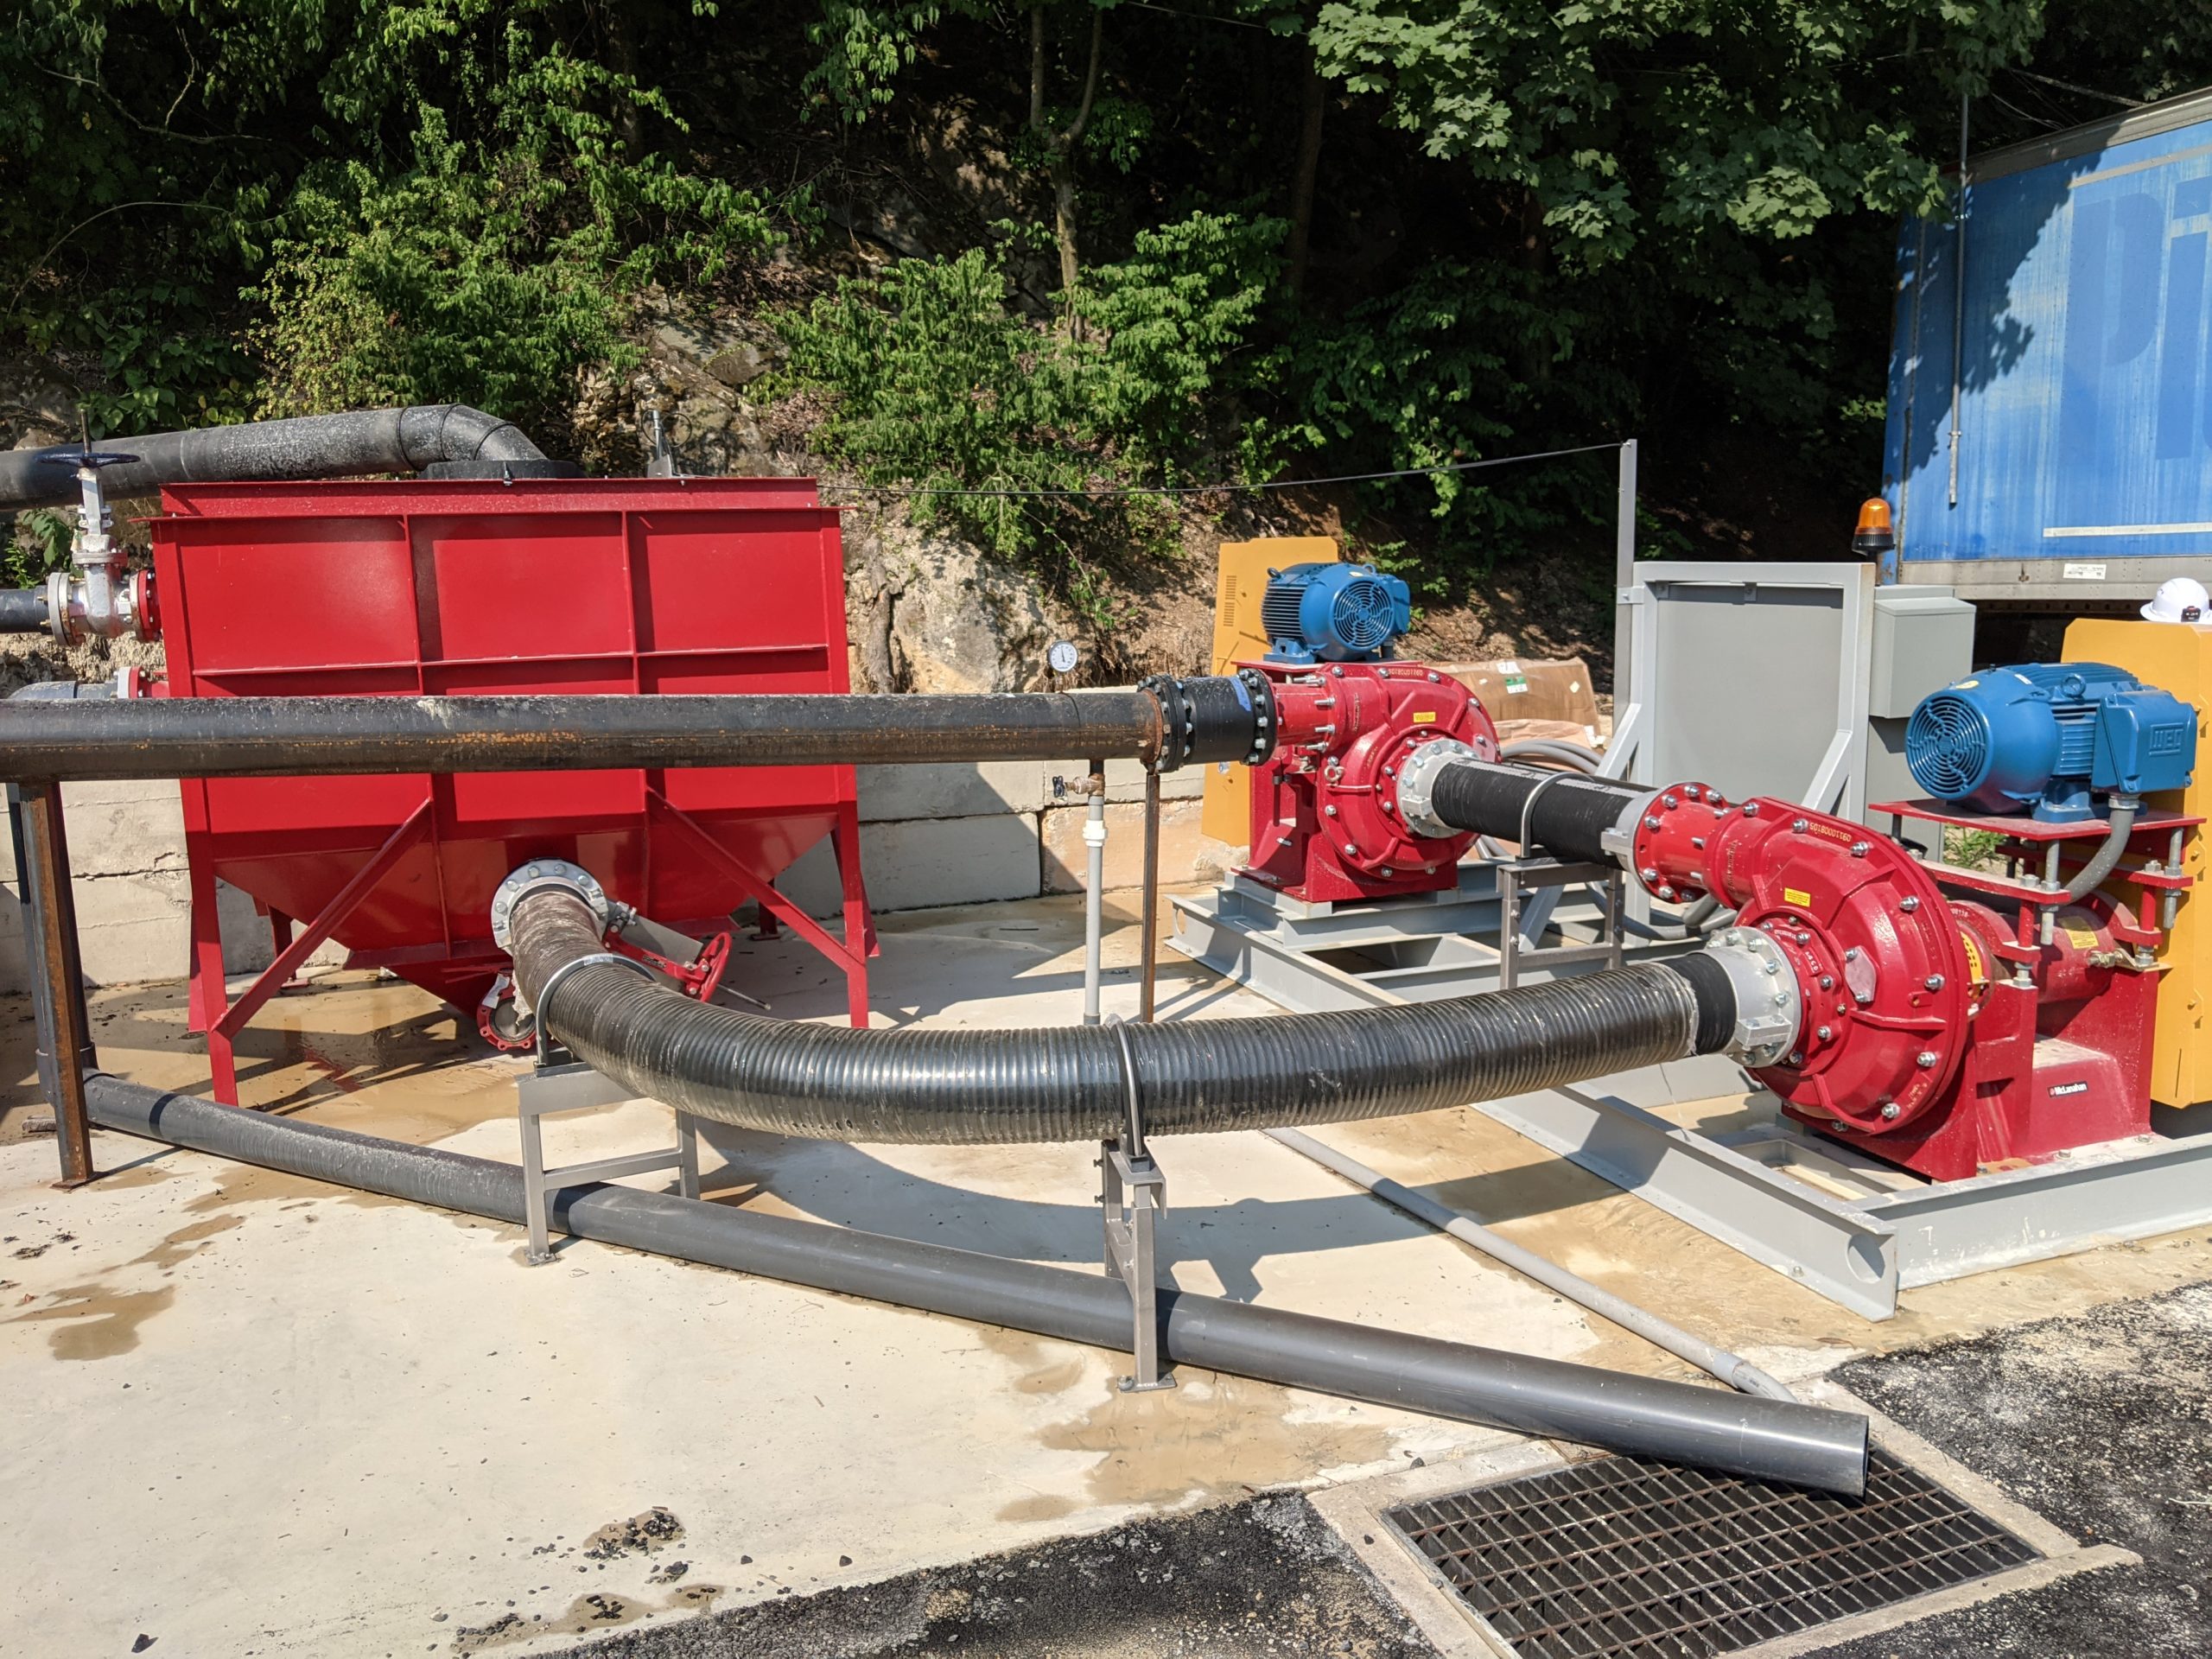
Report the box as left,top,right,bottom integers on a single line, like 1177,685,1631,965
1637,784,1974,1134
38,444,154,644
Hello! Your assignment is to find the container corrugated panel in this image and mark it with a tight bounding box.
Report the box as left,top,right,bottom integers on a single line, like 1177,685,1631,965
1884,88,2212,597
150,477,861,1017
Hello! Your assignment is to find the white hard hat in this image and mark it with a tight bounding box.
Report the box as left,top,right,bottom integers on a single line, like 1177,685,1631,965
2141,575,2211,622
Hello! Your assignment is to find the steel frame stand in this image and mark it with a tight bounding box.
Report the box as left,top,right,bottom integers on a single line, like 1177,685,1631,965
516,1052,701,1265
647,789,877,1028
1101,1022,1174,1391
191,798,434,1106
1169,859,1679,1014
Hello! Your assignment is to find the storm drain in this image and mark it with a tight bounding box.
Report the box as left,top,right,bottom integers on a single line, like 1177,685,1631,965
1385,1448,2038,1657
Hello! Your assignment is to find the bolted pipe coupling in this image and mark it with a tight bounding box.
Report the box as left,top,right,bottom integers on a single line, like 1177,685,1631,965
1700,927,1802,1069
1138,670,1275,772
491,859,611,950
1394,737,1483,840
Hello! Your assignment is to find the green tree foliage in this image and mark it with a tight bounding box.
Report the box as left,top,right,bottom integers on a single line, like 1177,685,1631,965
781,211,1281,587
3,0,776,442
8,0,2212,594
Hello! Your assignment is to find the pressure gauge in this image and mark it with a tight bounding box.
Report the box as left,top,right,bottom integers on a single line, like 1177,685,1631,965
1047,640,1079,675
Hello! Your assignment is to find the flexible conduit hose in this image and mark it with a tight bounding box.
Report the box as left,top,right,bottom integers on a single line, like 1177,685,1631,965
78,1072,1867,1492
2062,799,2138,901
0,405,552,512
510,887,1741,1144
1264,1129,1796,1402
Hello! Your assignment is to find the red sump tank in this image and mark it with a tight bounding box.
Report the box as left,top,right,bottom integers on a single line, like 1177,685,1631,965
144,477,876,1104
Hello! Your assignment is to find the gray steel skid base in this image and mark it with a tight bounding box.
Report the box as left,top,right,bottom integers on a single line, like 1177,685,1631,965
1171,866,2212,1319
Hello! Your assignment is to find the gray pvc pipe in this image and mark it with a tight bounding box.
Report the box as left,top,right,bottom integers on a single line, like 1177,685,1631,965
0,405,547,511
1266,1128,1796,1402
81,1071,1866,1494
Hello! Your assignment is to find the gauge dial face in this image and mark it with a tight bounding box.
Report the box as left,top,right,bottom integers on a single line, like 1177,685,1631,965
1047,640,1079,674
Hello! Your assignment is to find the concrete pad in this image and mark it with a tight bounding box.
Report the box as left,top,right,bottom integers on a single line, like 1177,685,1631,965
5,888,2211,1657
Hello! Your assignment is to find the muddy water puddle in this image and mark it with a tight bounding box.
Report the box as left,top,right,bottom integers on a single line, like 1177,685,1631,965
977,1325,1396,1520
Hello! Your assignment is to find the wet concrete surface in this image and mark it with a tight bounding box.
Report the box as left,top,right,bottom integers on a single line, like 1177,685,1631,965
542,1493,1440,1659
1801,1279,2212,1657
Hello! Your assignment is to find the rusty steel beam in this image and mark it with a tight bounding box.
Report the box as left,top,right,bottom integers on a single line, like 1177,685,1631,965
0,692,1179,782
18,783,96,1185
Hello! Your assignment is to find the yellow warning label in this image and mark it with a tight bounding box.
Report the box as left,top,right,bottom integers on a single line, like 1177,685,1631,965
2065,925,2099,950
1961,929,1985,985
1783,887,1813,909
1411,710,1437,724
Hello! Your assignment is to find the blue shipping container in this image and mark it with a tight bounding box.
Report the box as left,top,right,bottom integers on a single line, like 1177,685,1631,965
1885,87,2212,604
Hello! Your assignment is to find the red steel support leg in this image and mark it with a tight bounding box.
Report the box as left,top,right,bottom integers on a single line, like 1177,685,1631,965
186,855,225,1037
831,796,876,1029
647,791,874,1027
207,801,432,1106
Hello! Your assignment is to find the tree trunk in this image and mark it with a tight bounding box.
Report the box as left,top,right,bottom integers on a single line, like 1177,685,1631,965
1030,4,1105,327
1286,44,1325,306
607,0,645,158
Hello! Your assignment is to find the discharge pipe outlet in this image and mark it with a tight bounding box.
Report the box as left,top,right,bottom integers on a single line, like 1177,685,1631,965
0,683,1273,782
0,405,559,512
502,876,1761,1142
79,1071,1868,1494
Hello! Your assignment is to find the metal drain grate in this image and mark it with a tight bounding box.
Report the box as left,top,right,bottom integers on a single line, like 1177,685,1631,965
1385,1449,2038,1658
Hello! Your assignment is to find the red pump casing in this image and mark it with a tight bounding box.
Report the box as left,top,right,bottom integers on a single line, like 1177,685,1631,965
1241,661,1498,904
1629,786,2163,1181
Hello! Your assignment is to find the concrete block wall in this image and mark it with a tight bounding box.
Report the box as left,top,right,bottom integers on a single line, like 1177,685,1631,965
779,754,1224,916
0,780,343,995
0,719,1240,990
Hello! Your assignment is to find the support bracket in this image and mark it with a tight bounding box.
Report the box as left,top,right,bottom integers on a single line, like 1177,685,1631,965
1101,1020,1174,1391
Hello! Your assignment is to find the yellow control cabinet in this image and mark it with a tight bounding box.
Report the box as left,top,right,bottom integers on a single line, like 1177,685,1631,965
1200,537,1341,845
2063,616,2212,1106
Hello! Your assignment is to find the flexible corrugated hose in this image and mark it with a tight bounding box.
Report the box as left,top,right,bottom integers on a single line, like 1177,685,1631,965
508,887,1738,1144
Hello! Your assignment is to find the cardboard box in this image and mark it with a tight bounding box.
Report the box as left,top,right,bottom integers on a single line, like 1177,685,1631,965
1437,658,1600,728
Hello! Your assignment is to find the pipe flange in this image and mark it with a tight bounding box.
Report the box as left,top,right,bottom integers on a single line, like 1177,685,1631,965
1393,738,1480,840
1700,926,1802,1069
1234,666,1276,766
491,858,610,950
1138,674,1192,772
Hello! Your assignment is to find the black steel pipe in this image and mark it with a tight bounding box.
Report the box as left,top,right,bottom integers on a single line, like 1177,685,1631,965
0,684,1282,781
79,1071,1867,1493
511,885,1742,1144
0,405,556,511
0,588,48,632
1428,758,1648,866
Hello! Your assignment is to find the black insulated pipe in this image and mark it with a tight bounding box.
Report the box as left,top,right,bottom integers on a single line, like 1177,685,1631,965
0,405,563,512
79,1072,1869,1494
1427,759,1648,866
0,589,48,632
510,887,1738,1144
0,683,1272,781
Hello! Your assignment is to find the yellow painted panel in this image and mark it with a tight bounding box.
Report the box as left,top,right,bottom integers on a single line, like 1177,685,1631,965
2063,617,2212,1105
1201,537,1341,845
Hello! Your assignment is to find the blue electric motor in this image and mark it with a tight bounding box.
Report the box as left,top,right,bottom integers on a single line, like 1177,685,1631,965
1905,661,2198,821
1261,563,1412,664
